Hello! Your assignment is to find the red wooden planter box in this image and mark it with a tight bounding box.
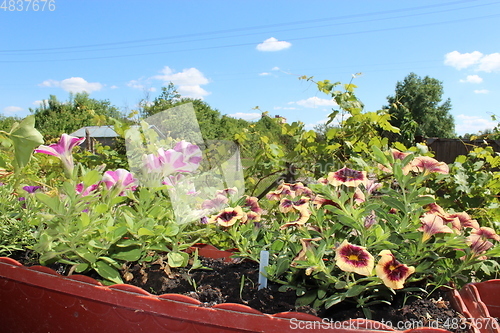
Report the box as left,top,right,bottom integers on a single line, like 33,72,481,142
449,280,500,333
0,245,468,332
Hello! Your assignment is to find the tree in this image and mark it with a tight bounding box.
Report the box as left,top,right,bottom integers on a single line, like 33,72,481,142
30,93,122,140
140,83,181,118
384,73,455,142
0,115,22,132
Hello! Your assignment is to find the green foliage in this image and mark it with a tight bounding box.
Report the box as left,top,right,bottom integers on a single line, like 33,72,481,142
384,72,455,142
31,93,122,140
140,83,181,118
1,76,498,319
433,145,500,224
0,182,41,255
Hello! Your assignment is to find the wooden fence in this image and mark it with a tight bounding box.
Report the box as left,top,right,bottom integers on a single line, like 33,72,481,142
425,138,500,164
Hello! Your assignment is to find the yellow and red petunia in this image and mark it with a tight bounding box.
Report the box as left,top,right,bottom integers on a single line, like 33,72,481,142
418,213,454,242
327,167,368,188
403,156,449,175
376,250,415,289
208,206,247,227
334,240,374,276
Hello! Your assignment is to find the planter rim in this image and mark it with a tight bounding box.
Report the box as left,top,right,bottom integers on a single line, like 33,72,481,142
0,255,460,333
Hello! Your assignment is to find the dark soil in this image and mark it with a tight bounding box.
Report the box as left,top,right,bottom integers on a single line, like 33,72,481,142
8,250,472,332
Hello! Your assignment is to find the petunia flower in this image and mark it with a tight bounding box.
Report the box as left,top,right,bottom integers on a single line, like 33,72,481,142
425,202,447,216
34,134,85,176
364,210,377,229
334,240,374,276
279,209,311,229
288,182,314,198
246,211,261,223
23,185,41,194
466,227,500,256
327,167,368,187
279,197,310,213
424,203,463,232
215,187,238,197
173,140,203,171
403,156,449,175
471,227,500,241
143,141,202,178
292,237,322,269
378,149,412,173
376,250,415,289
102,169,138,196
266,184,293,200
391,149,412,161
317,177,329,185
364,179,382,195
75,183,99,196
208,206,247,227
353,187,366,205
244,196,264,214
201,194,229,210
312,195,339,210
448,212,480,230
418,213,454,242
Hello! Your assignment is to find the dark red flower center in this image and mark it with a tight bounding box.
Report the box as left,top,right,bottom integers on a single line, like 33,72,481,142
339,168,363,182
340,245,370,267
219,211,238,222
384,259,409,281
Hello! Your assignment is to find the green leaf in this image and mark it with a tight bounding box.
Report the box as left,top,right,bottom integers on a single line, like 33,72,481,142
164,223,179,237
80,212,90,228
75,248,97,263
112,247,142,261
381,196,407,213
75,263,90,273
9,115,44,170
94,260,123,284
334,281,347,289
138,227,155,236
167,251,189,267
345,284,365,297
95,204,109,214
271,239,284,252
295,290,317,306
35,193,62,214
324,294,345,308
82,169,101,187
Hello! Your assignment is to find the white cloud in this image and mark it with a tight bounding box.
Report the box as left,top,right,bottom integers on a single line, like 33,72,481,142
474,89,489,94
272,67,280,71
127,80,156,92
304,119,328,130
227,112,261,120
455,114,497,134
292,96,337,108
3,106,23,114
155,66,209,86
177,85,210,99
273,106,297,110
444,51,483,70
256,37,291,52
39,77,103,93
459,75,483,84
259,72,271,76
477,53,500,72
32,100,46,106
110,85,119,89
153,66,210,99
444,51,500,72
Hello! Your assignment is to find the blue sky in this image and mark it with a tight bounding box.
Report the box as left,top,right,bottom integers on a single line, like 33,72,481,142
1,0,500,135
